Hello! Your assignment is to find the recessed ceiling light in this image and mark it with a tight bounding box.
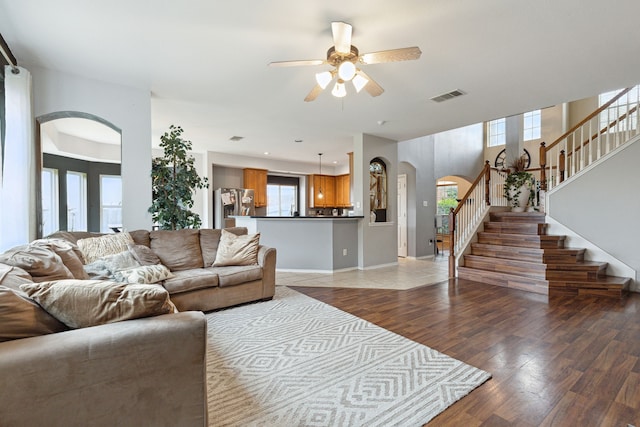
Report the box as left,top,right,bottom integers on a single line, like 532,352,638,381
229,136,244,141
333,161,338,164
264,152,270,155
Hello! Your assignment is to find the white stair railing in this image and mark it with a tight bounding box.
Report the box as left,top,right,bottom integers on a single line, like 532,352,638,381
540,86,639,191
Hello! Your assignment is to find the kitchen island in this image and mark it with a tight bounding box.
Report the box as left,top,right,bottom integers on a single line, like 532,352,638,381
233,216,363,272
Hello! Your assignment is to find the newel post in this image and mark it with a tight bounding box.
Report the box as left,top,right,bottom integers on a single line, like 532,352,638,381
484,160,491,205
448,207,456,278
539,142,547,191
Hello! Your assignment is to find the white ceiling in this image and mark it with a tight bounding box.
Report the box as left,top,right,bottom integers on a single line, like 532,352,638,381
2,0,640,168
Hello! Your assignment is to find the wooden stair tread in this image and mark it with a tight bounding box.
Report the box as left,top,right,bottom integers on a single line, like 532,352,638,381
457,266,549,295
489,212,546,223
483,222,548,235
471,243,585,263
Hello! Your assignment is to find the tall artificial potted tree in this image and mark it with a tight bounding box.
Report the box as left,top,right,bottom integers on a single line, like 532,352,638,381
503,154,535,212
148,125,209,229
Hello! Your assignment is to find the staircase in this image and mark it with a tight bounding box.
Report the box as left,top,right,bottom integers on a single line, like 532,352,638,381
457,211,631,298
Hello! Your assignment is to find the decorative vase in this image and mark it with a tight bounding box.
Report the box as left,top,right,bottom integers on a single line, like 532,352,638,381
370,211,376,223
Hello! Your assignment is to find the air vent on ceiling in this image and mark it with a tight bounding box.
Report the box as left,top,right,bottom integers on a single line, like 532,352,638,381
430,89,466,103
229,136,244,142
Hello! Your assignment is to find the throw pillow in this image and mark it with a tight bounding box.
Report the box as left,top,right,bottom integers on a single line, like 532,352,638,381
115,264,173,284
20,280,176,329
32,238,89,280
0,245,74,283
0,286,68,342
77,232,134,264
212,229,260,267
0,263,33,292
127,243,161,266
149,229,204,271
199,227,247,267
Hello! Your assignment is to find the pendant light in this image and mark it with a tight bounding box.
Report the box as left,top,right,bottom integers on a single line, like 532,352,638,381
317,153,324,199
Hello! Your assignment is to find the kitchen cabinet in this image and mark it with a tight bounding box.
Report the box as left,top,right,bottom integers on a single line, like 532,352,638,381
309,174,336,207
335,174,351,207
243,168,268,207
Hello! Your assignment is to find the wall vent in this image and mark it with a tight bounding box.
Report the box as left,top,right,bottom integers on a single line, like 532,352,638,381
430,89,466,103
229,136,244,142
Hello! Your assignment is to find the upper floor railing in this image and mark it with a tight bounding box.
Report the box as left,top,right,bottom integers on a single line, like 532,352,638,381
540,86,638,190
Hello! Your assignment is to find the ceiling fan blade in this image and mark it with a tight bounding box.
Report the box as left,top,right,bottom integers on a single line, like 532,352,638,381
356,70,384,97
331,21,352,54
360,46,422,64
268,59,325,67
304,84,324,102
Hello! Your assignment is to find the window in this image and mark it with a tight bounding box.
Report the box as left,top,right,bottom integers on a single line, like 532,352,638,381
369,158,387,222
599,86,639,132
267,175,299,216
523,110,541,141
66,171,87,231
100,175,122,232
487,118,505,147
41,168,59,236
436,183,458,216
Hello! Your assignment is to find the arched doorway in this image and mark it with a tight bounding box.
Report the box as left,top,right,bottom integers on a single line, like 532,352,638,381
36,111,121,237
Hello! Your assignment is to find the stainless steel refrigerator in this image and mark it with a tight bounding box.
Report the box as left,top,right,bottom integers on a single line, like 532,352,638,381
214,188,255,229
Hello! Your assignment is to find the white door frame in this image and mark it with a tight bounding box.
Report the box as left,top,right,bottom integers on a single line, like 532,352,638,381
397,174,408,257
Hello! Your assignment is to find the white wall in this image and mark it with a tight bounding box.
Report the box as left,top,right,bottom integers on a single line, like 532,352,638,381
30,66,152,231
355,133,399,269
399,123,484,258
547,136,640,288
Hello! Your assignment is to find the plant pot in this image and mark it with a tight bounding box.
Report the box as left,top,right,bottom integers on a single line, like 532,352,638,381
508,185,531,212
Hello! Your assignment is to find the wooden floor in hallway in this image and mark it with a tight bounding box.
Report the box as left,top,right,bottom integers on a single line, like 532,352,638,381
290,279,640,426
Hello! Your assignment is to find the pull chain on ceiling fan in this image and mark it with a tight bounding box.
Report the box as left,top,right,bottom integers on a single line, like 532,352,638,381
269,22,421,102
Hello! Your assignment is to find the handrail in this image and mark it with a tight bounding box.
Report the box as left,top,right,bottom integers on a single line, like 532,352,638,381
545,87,633,152
540,86,638,190
448,161,493,277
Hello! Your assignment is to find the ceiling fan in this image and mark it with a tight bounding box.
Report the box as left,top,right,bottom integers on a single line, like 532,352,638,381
269,22,421,102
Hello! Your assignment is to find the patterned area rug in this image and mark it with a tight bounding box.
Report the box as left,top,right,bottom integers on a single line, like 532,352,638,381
206,287,490,426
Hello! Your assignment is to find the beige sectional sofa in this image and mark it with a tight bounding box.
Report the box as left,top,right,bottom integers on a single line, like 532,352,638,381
52,227,277,312
0,227,276,426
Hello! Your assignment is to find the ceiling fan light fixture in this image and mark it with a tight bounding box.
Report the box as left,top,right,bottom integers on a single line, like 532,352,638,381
352,73,369,93
331,81,347,98
315,71,333,89
337,61,356,81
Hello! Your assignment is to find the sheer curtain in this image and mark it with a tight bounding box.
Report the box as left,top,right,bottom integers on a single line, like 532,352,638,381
0,65,36,250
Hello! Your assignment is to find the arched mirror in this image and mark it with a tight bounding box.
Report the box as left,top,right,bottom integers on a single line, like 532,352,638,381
369,157,387,223
36,112,122,238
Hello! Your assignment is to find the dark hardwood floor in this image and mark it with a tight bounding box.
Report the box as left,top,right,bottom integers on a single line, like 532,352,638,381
291,279,640,426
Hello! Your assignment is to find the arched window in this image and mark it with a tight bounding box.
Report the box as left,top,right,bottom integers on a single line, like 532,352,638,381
369,158,387,222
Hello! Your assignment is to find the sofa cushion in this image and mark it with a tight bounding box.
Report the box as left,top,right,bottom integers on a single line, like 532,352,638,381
128,244,161,266
0,286,68,342
0,263,33,292
162,269,218,294
32,238,89,280
207,265,263,287
128,229,151,247
212,230,260,267
77,232,135,264
20,280,176,329
0,245,74,283
150,229,203,271
115,264,173,284
199,227,247,267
